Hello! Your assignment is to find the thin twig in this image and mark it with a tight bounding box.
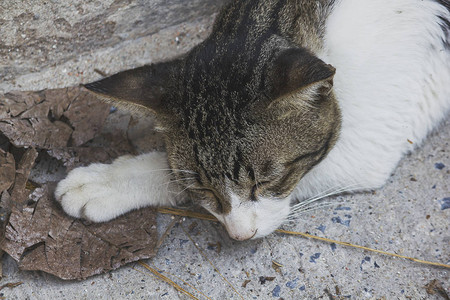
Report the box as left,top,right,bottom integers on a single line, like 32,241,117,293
157,207,217,222
93,69,107,77
276,229,450,269
181,225,246,300
138,261,199,299
156,216,181,249
157,207,450,269
0,282,23,291
134,263,213,300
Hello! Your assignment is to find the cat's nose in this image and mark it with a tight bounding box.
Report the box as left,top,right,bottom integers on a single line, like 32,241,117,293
227,228,258,241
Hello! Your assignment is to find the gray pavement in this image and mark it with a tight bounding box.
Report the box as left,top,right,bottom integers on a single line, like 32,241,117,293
3,117,449,299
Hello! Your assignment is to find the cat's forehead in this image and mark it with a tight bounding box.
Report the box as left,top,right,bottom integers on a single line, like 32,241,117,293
177,36,284,102
174,122,285,186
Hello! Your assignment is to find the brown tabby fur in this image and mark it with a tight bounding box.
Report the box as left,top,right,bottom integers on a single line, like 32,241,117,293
85,0,341,214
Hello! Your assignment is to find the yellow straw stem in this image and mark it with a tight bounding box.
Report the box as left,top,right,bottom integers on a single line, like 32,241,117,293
275,229,450,268
181,225,246,300
138,261,199,300
157,207,450,269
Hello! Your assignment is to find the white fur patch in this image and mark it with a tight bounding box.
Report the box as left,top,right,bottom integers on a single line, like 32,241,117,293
55,152,180,222
296,0,450,199
209,192,292,240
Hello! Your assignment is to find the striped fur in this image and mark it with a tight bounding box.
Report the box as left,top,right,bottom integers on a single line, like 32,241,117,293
66,0,450,240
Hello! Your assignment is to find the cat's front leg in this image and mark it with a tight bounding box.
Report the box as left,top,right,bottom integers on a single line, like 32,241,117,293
55,152,181,222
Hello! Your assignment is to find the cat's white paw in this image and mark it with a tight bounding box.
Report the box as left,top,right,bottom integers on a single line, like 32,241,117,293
55,163,123,222
55,152,178,222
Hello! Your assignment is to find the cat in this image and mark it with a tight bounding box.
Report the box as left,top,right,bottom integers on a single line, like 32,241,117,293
55,0,450,241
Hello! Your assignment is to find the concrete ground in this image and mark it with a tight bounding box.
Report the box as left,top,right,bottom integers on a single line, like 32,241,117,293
3,118,449,300
1,2,449,299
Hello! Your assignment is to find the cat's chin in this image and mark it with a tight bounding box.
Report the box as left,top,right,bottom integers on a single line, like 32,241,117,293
206,194,292,241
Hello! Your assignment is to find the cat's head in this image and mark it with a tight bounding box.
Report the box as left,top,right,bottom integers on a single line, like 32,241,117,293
85,40,340,240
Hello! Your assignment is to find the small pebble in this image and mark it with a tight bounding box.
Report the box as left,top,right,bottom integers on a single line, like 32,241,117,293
440,197,450,210
335,206,351,211
330,243,337,251
434,162,445,170
331,216,351,227
309,253,321,263
272,285,281,297
286,278,299,289
316,224,326,233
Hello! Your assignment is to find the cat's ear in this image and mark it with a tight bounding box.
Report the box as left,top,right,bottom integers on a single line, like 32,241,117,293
84,60,178,114
269,48,336,100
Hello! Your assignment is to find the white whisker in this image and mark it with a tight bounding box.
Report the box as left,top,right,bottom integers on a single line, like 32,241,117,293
170,183,196,197
291,183,361,211
287,202,335,220
284,182,363,225
161,177,196,186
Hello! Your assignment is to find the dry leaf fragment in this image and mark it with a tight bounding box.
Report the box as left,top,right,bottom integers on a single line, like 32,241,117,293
0,91,41,117
207,242,222,254
0,91,73,149
0,281,23,291
259,276,276,284
242,280,251,288
44,88,76,120
271,260,283,274
0,87,109,150
47,141,134,171
10,148,38,206
0,86,148,280
0,184,158,280
425,279,450,300
0,191,12,240
0,149,15,191
62,90,110,146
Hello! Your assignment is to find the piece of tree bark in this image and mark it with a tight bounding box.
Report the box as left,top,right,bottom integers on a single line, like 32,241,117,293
10,148,39,207
1,184,158,280
0,87,109,150
0,149,15,191
0,86,158,280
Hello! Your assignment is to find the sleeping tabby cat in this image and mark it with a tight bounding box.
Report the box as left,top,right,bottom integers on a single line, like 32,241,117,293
55,0,450,240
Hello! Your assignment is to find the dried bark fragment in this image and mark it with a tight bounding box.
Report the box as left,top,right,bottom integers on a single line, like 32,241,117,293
0,91,73,149
0,187,52,261
425,279,450,299
0,184,158,280
0,118,73,149
44,88,76,120
62,90,110,146
0,191,12,240
47,113,135,170
0,149,15,191
10,148,38,206
0,281,23,291
47,138,135,170
0,91,41,118
0,87,109,150
0,86,154,280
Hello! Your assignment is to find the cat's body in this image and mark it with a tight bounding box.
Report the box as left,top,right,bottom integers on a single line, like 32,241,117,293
55,0,450,240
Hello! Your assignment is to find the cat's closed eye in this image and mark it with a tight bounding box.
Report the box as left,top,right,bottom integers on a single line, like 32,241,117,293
190,188,224,212
190,188,216,199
